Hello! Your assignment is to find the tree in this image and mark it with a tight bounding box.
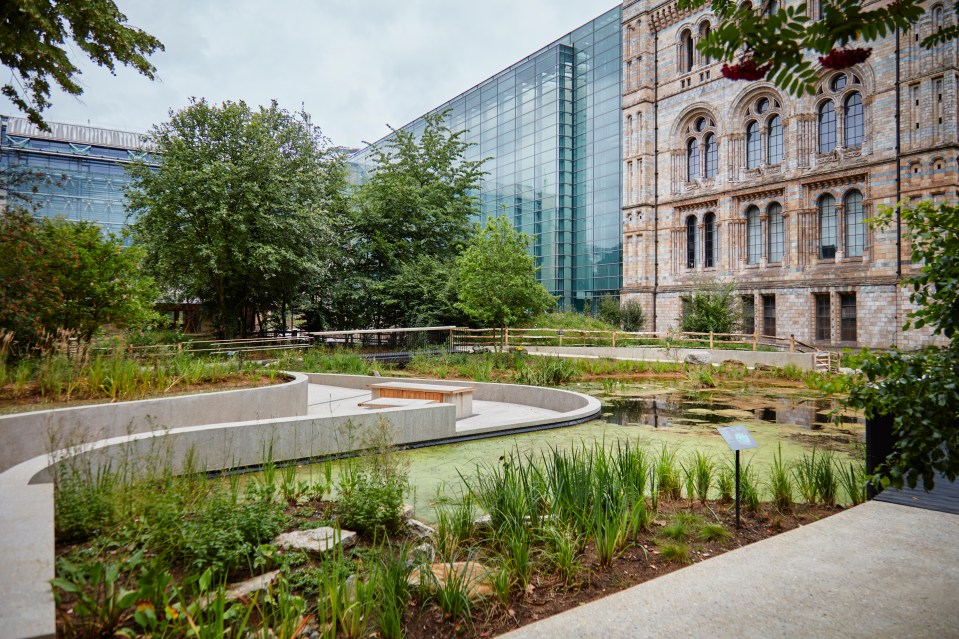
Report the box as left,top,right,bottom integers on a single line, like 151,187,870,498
127,99,348,337
846,201,959,491
596,294,647,332
455,216,555,330
0,212,157,348
679,279,742,335
679,0,946,95
1,0,163,129
340,110,487,328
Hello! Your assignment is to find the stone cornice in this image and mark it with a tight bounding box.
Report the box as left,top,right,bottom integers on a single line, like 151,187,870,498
674,197,719,212
801,171,869,191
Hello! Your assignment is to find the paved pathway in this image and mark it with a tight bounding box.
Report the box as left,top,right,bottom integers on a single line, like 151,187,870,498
306,383,561,431
499,499,959,639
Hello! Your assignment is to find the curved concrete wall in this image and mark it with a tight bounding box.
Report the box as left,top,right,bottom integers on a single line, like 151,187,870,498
0,372,309,473
305,373,598,414
0,372,600,638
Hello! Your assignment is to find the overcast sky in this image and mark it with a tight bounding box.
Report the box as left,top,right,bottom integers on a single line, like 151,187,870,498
1,1,617,149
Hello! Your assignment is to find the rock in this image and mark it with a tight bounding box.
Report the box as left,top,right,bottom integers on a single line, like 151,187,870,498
684,352,712,365
225,569,280,600
472,514,492,529
411,543,436,565
272,527,356,555
406,518,436,537
838,367,858,375
401,503,415,519
408,561,493,599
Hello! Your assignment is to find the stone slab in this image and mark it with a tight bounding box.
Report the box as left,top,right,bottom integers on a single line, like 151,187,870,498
273,527,356,555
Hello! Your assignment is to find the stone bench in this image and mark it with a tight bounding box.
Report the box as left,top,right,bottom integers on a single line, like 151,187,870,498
358,397,438,410
369,381,474,419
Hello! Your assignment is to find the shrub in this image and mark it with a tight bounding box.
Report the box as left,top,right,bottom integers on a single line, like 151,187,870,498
679,279,742,334
620,298,647,332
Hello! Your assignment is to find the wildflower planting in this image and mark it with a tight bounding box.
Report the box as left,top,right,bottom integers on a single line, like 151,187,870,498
49,418,863,638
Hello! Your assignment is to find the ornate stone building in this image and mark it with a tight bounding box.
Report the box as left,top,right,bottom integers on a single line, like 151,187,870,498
620,0,958,349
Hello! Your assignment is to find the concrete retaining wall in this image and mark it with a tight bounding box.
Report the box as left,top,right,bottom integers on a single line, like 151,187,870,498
306,373,594,413
0,372,309,473
521,346,815,370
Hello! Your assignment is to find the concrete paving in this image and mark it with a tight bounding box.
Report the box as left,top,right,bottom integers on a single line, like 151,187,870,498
499,500,959,639
306,383,561,431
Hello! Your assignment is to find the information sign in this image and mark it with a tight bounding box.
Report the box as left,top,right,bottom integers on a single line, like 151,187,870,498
717,425,759,451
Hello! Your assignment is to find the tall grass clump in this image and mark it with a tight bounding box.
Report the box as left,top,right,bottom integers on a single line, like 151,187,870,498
682,451,714,505
794,450,819,504
738,460,761,512
814,450,840,507
838,460,867,506
515,355,579,386
767,444,794,512
653,445,682,501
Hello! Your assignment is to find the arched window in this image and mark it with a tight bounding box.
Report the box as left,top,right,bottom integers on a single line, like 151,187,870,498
844,92,863,148
704,212,717,268
818,101,837,153
844,190,864,257
704,133,718,178
819,194,837,259
767,202,784,263
767,115,783,164
699,23,712,64
746,206,761,264
686,215,699,268
933,5,945,33
687,138,701,181
746,121,760,168
681,29,694,73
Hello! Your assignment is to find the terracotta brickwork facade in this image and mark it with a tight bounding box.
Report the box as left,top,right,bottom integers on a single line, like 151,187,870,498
620,0,958,349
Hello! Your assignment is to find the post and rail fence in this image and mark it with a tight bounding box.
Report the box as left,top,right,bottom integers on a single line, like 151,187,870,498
89,325,841,366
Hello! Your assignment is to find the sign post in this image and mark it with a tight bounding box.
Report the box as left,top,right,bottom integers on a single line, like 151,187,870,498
717,425,759,529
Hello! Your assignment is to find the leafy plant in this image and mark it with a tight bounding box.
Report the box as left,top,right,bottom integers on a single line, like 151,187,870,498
52,552,144,639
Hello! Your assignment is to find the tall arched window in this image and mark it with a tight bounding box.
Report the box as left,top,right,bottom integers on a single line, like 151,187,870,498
687,138,701,181
699,23,712,64
767,202,784,263
819,194,837,259
767,115,783,164
844,190,864,257
746,206,761,264
746,121,760,168
704,133,718,178
686,215,699,268
704,212,717,268
681,30,694,73
818,101,837,153
844,92,863,148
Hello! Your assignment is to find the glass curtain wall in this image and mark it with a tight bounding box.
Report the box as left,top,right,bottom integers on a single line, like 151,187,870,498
349,7,622,310
1,123,151,236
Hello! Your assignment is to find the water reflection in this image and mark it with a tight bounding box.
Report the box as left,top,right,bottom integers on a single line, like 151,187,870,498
605,395,862,430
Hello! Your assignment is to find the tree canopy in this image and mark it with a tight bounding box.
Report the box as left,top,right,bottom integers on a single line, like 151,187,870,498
1,0,164,129
0,211,157,348
679,0,949,95
455,216,555,329
318,111,486,329
846,200,959,491
127,99,349,338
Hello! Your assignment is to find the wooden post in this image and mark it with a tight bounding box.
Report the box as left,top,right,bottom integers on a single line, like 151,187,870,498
753,331,758,351
504,327,509,350
709,331,714,349
612,330,617,348
790,334,795,352
558,331,563,347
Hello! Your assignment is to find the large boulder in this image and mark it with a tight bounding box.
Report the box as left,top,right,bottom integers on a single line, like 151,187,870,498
684,352,712,365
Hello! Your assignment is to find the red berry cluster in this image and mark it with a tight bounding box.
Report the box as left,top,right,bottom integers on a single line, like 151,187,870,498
720,58,772,81
819,47,872,70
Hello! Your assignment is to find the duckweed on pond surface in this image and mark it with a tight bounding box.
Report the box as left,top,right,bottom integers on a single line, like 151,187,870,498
296,379,863,523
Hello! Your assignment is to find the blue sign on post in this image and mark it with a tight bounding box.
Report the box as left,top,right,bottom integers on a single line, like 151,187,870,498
716,425,758,529
717,425,759,451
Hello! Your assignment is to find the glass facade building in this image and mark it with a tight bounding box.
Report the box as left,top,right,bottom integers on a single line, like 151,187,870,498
0,116,154,236
350,7,622,310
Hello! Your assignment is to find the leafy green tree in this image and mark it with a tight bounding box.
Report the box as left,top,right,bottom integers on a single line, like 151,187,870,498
1,0,163,129
679,0,943,95
679,279,741,335
847,201,959,491
0,212,157,347
127,99,348,337
340,110,486,328
455,216,555,330
596,294,647,332
40,219,159,340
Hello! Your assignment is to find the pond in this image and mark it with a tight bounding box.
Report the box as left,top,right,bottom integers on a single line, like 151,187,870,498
292,380,864,523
